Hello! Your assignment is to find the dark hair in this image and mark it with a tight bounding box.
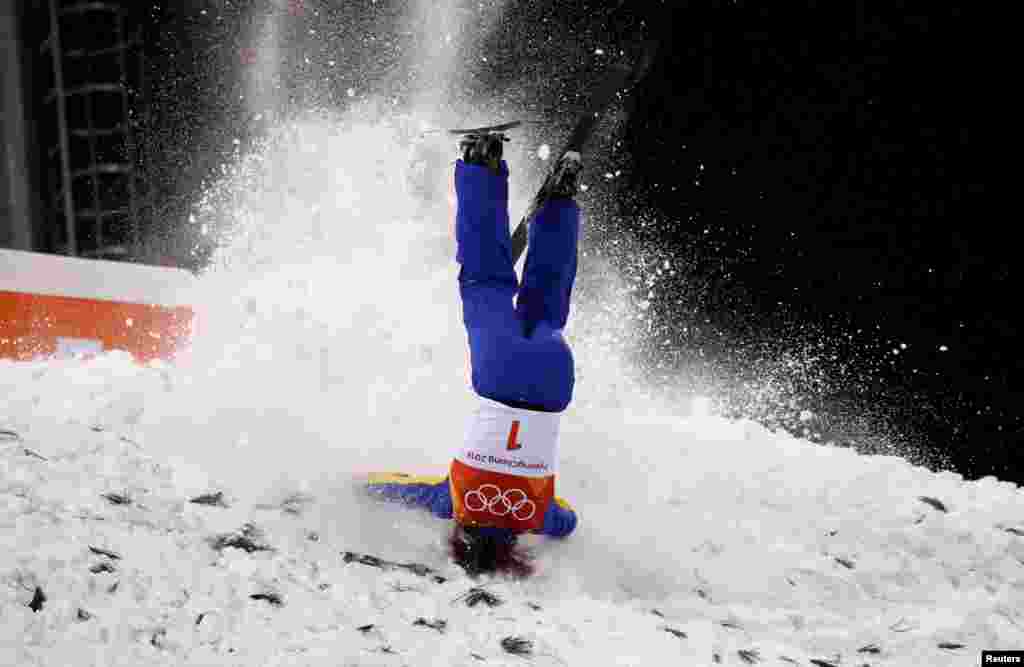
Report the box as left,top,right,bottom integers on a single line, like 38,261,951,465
448,524,533,578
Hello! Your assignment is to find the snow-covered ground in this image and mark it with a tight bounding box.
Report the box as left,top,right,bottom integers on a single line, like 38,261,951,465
3,67,1023,667
2,348,1023,666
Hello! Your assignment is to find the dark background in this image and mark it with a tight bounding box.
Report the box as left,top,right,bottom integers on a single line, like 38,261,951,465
474,0,1016,482
619,2,1015,482
34,1,1011,481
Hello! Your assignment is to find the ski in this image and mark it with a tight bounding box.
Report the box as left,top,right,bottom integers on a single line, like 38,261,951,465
447,120,523,135
511,41,659,263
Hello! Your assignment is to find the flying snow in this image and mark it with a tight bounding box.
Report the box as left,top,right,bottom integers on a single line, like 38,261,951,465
2,108,1022,667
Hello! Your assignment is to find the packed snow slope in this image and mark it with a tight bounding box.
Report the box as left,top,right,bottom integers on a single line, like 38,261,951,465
2,113,1023,667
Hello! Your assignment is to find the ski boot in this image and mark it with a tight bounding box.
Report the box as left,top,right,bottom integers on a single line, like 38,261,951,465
458,131,507,173
541,150,583,199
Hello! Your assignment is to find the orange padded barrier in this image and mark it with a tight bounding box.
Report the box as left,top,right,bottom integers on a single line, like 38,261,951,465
0,249,196,363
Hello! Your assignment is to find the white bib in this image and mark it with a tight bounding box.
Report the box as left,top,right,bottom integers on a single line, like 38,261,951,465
456,397,560,479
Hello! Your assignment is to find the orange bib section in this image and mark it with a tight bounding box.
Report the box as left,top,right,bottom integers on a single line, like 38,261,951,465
449,459,554,532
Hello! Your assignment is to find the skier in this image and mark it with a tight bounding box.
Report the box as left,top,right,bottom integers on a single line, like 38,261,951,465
366,132,581,574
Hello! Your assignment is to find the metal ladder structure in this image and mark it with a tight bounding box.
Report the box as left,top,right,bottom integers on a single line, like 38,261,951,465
1,0,35,251
38,0,145,260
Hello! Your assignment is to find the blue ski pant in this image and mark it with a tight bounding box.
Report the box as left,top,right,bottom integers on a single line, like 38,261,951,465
455,160,579,413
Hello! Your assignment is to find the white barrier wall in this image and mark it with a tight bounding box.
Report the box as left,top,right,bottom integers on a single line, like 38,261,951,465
0,248,197,362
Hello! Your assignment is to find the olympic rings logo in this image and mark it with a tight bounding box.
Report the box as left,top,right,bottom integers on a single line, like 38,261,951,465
464,484,536,521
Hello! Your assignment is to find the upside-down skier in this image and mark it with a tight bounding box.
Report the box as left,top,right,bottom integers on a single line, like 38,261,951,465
366,131,582,576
